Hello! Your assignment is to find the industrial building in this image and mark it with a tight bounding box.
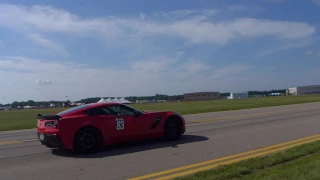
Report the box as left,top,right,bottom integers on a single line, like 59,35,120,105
184,92,220,101
227,92,248,99
286,85,320,95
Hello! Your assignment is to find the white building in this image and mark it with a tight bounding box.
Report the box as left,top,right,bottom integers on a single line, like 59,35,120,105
286,85,320,95
228,92,248,99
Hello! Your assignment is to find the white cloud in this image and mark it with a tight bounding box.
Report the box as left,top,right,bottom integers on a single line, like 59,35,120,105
181,60,211,74
0,4,315,46
0,4,122,38
175,51,185,57
305,50,314,55
155,9,219,19
157,11,171,19
264,0,286,3
280,39,312,49
139,12,146,20
226,4,264,13
0,3,317,102
257,39,312,56
214,65,254,78
227,5,247,12
0,56,256,102
123,18,314,46
202,9,220,16
27,34,69,54
312,0,320,6
36,78,53,85
312,69,320,76
130,56,176,73
168,10,197,18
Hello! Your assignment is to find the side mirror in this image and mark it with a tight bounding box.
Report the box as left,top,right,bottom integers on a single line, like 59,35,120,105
134,111,140,117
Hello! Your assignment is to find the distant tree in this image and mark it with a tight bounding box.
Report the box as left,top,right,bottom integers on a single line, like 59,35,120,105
6,89,288,108
26,100,36,106
11,101,20,108
248,89,286,96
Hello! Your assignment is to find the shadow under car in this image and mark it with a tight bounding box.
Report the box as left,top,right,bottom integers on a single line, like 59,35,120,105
51,134,209,158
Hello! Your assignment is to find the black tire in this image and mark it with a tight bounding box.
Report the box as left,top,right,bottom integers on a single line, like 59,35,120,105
74,127,102,154
164,118,182,141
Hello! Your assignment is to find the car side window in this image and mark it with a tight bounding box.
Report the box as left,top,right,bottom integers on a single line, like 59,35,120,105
85,107,111,116
107,105,136,116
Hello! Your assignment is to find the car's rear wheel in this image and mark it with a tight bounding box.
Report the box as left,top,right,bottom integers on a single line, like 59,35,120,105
164,118,182,141
74,128,102,154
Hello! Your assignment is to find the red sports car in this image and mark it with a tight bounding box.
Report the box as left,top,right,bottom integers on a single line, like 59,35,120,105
36,102,186,153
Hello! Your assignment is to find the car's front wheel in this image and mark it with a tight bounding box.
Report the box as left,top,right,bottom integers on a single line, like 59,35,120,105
164,118,182,141
74,127,102,154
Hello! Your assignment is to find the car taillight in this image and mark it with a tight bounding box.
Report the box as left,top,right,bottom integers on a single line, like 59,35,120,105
45,121,58,128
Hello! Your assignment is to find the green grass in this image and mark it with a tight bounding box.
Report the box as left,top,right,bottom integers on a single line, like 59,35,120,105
175,139,320,180
0,108,66,131
1,94,320,131
131,94,320,115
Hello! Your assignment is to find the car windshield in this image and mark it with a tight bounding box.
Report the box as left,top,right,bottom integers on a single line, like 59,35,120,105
56,104,93,116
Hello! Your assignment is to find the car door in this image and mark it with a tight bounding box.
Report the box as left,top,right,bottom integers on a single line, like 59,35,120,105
83,107,123,143
115,104,158,139
102,104,138,141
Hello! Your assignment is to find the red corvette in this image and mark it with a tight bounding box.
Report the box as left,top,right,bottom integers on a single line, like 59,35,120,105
36,102,186,153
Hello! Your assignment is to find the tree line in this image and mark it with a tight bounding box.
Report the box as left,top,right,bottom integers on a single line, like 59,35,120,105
1,89,286,108
4,100,66,108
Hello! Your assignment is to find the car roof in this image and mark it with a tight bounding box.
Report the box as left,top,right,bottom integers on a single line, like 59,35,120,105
56,102,123,117
88,102,120,107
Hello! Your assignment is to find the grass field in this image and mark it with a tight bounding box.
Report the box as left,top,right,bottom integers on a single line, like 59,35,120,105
1,94,320,131
175,139,320,180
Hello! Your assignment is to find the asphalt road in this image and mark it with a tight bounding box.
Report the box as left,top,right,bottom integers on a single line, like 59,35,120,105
1,102,320,180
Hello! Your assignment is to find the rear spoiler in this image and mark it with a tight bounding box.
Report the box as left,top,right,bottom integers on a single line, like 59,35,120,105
37,114,61,120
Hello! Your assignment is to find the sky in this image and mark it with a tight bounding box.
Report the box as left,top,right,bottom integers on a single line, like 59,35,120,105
0,0,320,103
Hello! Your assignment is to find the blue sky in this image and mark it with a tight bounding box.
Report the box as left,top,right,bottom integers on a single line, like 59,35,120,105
0,0,320,103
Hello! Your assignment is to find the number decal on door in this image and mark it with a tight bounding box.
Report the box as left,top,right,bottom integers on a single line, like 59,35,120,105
116,118,124,130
